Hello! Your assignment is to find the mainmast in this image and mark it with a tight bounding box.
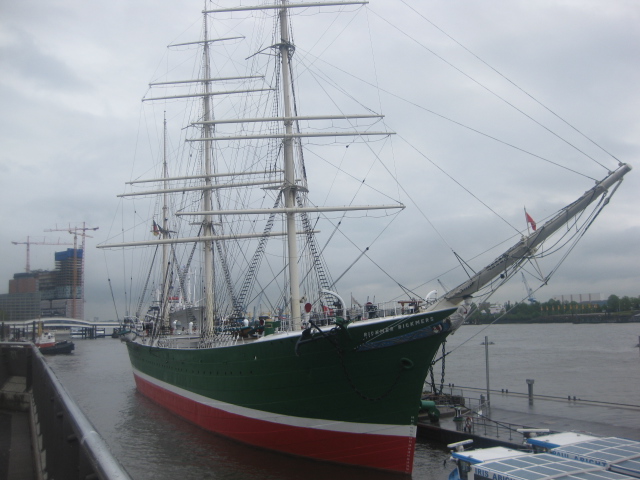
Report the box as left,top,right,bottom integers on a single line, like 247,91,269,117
202,8,215,332
278,0,302,330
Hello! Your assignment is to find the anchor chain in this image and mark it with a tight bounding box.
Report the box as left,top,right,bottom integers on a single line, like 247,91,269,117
428,341,447,395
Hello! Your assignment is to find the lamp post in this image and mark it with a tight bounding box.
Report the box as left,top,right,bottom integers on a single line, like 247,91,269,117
485,336,491,410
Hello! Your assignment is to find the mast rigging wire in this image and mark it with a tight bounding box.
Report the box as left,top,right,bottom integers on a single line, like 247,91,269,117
398,0,621,167
299,46,600,181
369,5,610,172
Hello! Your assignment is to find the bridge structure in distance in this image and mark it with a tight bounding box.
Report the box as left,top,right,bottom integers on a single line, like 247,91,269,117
1,317,120,338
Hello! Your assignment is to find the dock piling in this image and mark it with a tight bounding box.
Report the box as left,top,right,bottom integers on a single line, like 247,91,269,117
526,379,535,405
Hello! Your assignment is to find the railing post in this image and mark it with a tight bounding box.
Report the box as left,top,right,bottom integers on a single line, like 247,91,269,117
25,347,33,390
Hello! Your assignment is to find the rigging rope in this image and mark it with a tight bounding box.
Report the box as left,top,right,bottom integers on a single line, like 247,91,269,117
136,245,160,320
369,5,610,172
397,0,620,168
437,181,622,358
107,277,120,323
299,46,598,181
234,194,283,318
171,239,199,323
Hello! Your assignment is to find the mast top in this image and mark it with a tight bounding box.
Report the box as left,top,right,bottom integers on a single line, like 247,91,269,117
204,2,368,15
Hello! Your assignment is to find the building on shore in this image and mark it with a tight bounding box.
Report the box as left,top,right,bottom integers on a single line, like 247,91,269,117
0,248,83,321
552,293,602,304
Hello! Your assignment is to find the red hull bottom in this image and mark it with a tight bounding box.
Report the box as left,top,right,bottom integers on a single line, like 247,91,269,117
134,372,416,473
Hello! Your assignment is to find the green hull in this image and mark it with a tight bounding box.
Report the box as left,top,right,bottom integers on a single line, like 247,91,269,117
127,308,457,472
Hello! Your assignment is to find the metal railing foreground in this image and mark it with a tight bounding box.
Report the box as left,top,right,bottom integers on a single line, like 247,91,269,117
0,342,132,480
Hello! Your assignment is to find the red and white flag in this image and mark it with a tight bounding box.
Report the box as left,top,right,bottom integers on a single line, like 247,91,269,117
525,210,537,231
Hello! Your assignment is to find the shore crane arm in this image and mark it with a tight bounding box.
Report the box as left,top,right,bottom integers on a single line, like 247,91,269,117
521,272,538,304
11,236,73,272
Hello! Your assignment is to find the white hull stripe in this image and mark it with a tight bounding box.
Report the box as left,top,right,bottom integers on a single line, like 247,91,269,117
133,368,412,437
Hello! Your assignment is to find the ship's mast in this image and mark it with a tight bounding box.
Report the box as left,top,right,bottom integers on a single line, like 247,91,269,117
99,1,395,331
161,115,171,329
202,7,215,332
278,0,302,330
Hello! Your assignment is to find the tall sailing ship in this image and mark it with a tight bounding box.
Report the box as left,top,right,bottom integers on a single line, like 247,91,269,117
99,1,631,473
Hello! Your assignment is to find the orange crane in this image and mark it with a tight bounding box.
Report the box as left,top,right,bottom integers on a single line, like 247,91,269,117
45,223,99,319
11,236,73,272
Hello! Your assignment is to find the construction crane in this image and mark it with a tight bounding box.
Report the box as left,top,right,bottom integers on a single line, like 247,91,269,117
521,272,538,304
11,236,73,272
45,223,99,319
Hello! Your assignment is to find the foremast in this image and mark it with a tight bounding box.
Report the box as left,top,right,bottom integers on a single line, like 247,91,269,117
426,163,632,314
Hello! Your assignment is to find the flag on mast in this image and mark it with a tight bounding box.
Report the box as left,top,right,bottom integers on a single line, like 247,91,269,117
525,209,537,231
152,219,175,236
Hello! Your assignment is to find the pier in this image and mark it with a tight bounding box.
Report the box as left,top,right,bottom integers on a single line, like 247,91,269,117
0,342,131,480
418,386,640,449
2,316,119,340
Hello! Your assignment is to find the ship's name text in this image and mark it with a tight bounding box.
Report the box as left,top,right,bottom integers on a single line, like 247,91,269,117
362,317,435,339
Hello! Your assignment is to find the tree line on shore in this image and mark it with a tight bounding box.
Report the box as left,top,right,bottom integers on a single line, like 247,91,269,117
470,294,640,322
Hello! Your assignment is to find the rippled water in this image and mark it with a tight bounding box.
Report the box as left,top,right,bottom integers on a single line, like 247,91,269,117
45,323,640,479
441,323,640,405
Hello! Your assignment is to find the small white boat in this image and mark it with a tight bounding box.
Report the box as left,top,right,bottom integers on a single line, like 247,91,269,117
527,433,640,479
447,433,640,480
35,331,75,355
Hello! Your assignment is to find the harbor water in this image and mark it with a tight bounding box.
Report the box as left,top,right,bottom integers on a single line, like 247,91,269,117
441,322,640,406
44,323,640,479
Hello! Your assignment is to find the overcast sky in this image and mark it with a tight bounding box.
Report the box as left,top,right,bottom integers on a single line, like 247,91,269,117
1,0,638,322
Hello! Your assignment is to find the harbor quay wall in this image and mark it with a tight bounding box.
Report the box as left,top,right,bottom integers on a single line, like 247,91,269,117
0,342,132,480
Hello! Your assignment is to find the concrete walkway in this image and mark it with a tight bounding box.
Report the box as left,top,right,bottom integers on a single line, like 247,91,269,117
0,377,36,480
